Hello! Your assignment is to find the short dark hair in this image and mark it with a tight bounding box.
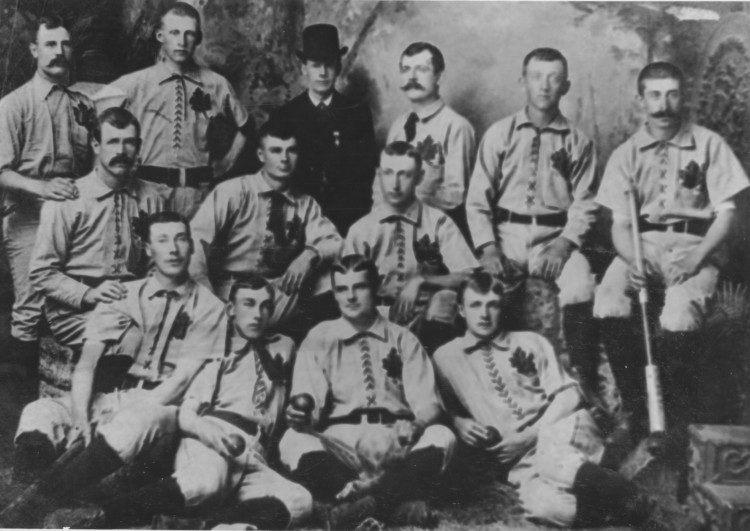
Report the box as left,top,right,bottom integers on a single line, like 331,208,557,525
382,141,423,172
35,15,68,42
331,254,381,292
144,211,191,243
228,273,275,305
160,1,202,31
258,120,297,146
523,47,568,78
637,61,684,96
400,42,445,74
92,107,141,143
457,269,505,306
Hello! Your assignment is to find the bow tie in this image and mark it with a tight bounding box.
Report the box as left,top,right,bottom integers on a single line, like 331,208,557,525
464,335,503,354
152,289,179,300
404,112,419,143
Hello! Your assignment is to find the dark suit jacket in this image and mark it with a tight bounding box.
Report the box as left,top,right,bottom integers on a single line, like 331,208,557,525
270,90,377,234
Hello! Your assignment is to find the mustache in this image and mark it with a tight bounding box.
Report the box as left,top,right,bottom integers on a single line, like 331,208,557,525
401,80,424,91
651,110,677,119
48,57,69,67
108,154,134,166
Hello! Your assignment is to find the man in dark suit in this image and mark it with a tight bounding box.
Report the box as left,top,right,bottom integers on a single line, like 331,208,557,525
270,24,376,234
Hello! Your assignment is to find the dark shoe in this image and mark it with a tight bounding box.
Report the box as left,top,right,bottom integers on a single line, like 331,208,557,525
388,499,438,528
43,504,107,529
328,495,379,529
12,431,56,485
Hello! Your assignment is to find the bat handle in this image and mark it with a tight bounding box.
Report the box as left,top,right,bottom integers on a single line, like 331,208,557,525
645,364,666,434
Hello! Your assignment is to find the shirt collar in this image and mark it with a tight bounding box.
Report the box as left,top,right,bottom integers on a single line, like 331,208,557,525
32,72,68,101
339,314,389,344
460,331,509,354
255,171,298,204
376,200,422,226
413,98,445,122
155,60,203,86
89,169,138,200
144,275,193,301
634,122,696,151
308,90,334,108
514,107,570,133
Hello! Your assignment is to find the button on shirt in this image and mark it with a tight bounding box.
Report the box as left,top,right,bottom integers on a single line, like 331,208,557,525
185,335,295,440
0,74,93,208
84,277,226,383
291,314,442,427
189,172,342,284
433,331,578,435
29,171,165,310
93,62,248,169
466,109,599,249
343,201,478,301
597,123,749,223
379,100,476,211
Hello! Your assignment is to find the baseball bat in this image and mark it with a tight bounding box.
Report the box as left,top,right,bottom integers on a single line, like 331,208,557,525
626,188,666,434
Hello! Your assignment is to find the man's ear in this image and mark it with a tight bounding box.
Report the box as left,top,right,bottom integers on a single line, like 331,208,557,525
29,43,39,60
91,137,100,158
561,79,571,97
145,241,153,259
257,147,265,165
457,303,466,320
155,28,165,45
226,300,236,320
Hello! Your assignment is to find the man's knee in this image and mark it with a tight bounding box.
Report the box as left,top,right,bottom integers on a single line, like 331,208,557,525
15,397,70,449
593,286,632,320
97,405,179,460
278,429,326,472
518,478,577,527
558,254,596,307
412,425,456,473
660,289,704,332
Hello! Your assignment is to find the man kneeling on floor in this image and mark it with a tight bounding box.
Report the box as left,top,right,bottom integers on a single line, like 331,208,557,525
280,254,456,529
1,274,312,529
432,270,665,528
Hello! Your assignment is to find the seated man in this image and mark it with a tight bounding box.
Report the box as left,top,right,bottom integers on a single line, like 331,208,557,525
12,212,225,482
4,275,312,530
279,254,456,528
433,271,661,528
189,119,342,326
29,107,165,348
344,141,477,350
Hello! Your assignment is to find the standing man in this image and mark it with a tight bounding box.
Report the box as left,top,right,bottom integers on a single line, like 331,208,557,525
189,120,342,327
17,275,312,530
270,23,376,234
0,15,95,375
94,2,249,219
594,62,749,447
375,42,475,232
280,255,455,528
12,212,226,483
29,107,165,348
345,141,477,350
433,271,662,528
466,48,600,397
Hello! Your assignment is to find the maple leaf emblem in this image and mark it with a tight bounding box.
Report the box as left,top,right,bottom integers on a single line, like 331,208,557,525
170,309,192,340
382,348,403,380
189,88,212,115
509,347,537,378
130,210,150,242
550,148,572,180
415,135,444,166
413,234,448,275
72,100,96,132
678,160,708,193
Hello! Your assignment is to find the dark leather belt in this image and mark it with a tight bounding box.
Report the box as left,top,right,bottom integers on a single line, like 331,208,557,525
497,207,568,227
120,375,161,391
204,410,259,436
638,217,711,237
70,275,131,289
325,408,415,427
138,166,213,188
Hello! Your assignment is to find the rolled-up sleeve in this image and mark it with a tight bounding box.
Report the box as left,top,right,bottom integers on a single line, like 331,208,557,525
596,143,633,221
466,125,503,250
303,198,342,261
189,187,227,286
434,118,476,211
706,135,750,208
400,331,442,424
0,95,21,173
290,329,332,427
561,137,599,247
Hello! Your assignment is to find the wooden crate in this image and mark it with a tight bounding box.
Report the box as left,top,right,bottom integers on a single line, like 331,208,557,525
689,424,750,487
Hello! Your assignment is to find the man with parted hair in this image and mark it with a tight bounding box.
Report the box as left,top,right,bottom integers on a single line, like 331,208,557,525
345,140,477,350
29,107,165,348
374,41,476,225
10,212,225,489
0,14,95,378
465,47,600,398
270,23,377,234
93,1,249,219
189,120,342,327
594,61,749,449
279,254,455,529
433,270,664,529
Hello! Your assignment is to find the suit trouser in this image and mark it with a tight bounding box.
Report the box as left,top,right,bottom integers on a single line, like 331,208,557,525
593,232,720,331
3,207,43,342
510,409,605,527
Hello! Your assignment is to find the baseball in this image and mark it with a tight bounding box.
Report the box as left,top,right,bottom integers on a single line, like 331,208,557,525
291,393,314,413
484,426,502,446
226,433,246,457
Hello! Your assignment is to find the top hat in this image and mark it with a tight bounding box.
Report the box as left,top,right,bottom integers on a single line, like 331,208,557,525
295,24,348,62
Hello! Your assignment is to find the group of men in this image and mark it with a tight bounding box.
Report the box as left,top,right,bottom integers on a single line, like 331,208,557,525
0,2,746,529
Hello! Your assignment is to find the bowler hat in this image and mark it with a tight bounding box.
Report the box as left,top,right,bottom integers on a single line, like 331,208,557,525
296,24,348,62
